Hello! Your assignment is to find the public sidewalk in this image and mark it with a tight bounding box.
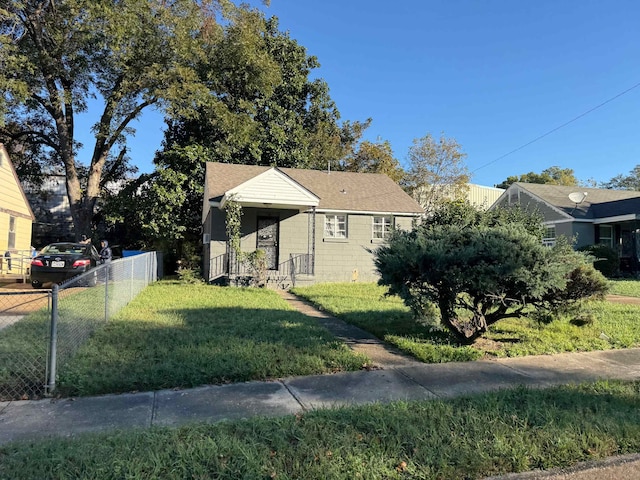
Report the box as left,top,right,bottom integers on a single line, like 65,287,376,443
2,348,640,447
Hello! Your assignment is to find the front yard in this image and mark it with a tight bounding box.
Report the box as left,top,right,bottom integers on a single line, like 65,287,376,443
56,281,368,397
608,278,640,297
6,279,640,398
291,282,640,363
4,280,640,478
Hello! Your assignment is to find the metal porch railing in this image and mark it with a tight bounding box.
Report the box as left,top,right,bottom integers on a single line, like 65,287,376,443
208,252,313,286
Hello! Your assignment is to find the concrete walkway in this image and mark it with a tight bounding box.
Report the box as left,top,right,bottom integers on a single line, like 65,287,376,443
277,290,424,369
1,292,640,479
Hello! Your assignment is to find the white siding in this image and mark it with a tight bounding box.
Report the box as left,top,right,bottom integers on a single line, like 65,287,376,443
228,169,319,206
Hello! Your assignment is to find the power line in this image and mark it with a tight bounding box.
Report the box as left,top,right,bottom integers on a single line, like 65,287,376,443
471,80,640,174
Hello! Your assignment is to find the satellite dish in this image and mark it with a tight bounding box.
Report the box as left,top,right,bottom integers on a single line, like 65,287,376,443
568,192,588,205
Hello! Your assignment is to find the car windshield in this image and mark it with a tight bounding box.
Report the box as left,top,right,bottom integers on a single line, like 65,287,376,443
41,244,87,255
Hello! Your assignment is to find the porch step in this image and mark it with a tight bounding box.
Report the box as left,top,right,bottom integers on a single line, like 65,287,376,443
290,274,315,288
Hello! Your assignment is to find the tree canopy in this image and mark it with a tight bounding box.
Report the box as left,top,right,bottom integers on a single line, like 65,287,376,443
495,166,579,189
402,133,469,215
342,139,405,183
601,165,640,191
102,10,370,263
0,0,241,239
159,14,369,170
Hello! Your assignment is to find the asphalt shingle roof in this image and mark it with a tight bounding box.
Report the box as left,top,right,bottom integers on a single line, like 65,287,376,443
205,162,424,214
514,183,640,220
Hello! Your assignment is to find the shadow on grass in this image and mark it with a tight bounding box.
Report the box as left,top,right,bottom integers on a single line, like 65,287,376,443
56,306,369,397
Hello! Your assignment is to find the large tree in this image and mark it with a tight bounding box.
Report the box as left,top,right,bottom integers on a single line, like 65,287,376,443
159,15,369,170
112,12,369,260
0,0,240,239
402,133,470,215
495,166,579,189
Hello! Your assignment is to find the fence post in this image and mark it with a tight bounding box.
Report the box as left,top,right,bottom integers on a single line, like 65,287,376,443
46,284,59,395
130,256,135,302
104,265,109,322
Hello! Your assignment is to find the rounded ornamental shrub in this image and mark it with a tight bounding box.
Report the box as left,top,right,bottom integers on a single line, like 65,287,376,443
578,244,619,278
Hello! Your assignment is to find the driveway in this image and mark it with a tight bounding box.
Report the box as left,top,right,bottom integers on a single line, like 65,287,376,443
0,284,50,331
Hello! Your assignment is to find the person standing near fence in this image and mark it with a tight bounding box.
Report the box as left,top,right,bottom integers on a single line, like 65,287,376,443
99,240,112,264
99,240,113,282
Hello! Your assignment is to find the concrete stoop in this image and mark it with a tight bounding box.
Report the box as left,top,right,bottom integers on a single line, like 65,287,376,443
290,274,315,288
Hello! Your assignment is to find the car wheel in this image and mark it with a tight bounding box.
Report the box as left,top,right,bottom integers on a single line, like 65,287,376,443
31,279,42,289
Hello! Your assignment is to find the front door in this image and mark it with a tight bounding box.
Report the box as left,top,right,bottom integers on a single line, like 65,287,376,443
257,216,279,270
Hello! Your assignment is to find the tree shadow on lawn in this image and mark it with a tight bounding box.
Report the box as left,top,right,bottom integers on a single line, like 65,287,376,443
331,307,492,346
56,307,369,397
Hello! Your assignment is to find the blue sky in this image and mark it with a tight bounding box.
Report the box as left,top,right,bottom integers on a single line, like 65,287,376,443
86,0,640,187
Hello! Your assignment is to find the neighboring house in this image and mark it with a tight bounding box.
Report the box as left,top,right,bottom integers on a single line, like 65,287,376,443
493,182,640,272
22,174,127,247
465,184,505,210
202,162,424,286
413,183,504,212
0,144,35,276
22,174,74,247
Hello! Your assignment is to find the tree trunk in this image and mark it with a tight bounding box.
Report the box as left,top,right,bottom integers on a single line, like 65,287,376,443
441,308,489,345
62,124,107,241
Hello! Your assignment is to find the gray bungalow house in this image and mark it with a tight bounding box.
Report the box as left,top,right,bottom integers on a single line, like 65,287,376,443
202,162,424,286
493,182,640,272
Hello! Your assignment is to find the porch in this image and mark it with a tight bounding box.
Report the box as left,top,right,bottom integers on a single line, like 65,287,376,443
208,252,314,289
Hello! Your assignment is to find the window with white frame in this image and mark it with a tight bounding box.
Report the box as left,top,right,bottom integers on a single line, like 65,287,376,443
372,216,393,240
324,214,347,238
542,225,556,247
8,216,16,249
598,225,613,247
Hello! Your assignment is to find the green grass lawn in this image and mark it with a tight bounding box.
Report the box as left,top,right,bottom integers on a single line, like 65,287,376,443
292,283,640,362
2,380,640,479
56,281,368,397
4,282,640,478
6,280,640,400
608,279,640,297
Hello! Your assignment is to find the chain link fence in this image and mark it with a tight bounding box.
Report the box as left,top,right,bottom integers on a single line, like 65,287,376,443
0,252,161,401
0,289,51,400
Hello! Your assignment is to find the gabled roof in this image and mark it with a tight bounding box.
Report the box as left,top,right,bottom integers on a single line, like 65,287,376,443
505,183,640,221
205,162,424,214
224,167,320,208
